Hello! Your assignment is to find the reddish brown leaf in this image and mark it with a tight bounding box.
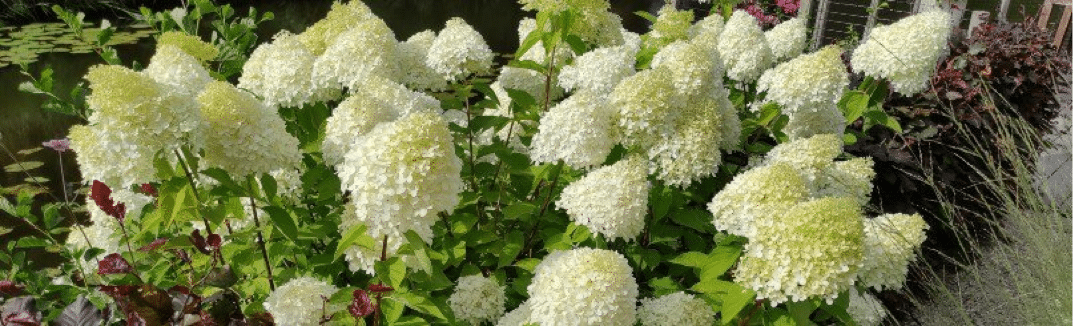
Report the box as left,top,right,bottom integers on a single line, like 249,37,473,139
97,253,133,275
347,289,376,318
367,283,393,293
90,180,126,222
0,280,24,296
138,238,169,252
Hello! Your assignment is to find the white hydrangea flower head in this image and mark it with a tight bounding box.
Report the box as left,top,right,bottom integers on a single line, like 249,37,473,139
337,112,463,273
339,204,410,274
850,10,952,95
448,275,507,325
530,91,618,169
858,213,928,290
689,13,724,39
78,65,202,188
763,133,844,175
239,31,339,108
321,95,396,166
735,197,865,305
198,81,302,177
646,92,733,187
644,6,694,51
144,44,212,98
312,18,401,92
651,41,723,98
718,10,774,82
263,276,338,326
518,0,609,14
572,10,626,47
322,77,440,166
636,292,715,326
847,288,888,326
397,30,449,91
296,0,377,55
815,157,876,205
427,17,495,81
764,17,808,62
558,43,637,94
157,31,218,63
498,66,564,102
496,301,533,326
611,67,685,150
756,45,848,114
527,248,638,326
782,104,847,140
714,88,743,150
557,156,649,241
708,162,809,238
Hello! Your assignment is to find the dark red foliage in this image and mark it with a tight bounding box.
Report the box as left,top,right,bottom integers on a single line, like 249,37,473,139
138,238,169,252
207,234,222,250
190,230,211,255
140,183,158,197
0,280,24,296
98,285,136,299
348,289,376,318
90,180,126,222
97,253,134,275
367,283,393,293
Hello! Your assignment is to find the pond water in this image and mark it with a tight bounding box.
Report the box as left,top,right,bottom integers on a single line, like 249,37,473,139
0,0,1057,193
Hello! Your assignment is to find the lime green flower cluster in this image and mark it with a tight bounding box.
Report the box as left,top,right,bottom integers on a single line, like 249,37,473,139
637,292,716,326
557,155,650,241
197,81,302,178
851,10,953,95
337,112,463,274
709,134,925,304
643,6,694,51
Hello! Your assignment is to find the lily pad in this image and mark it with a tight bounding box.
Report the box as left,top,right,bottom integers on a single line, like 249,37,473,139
4,161,44,173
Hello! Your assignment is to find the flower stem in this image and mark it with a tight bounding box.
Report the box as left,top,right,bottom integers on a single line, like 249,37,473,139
174,149,215,236
248,195,276,291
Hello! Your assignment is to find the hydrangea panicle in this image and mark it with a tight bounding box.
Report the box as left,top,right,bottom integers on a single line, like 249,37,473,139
718,10,774,82
263,276,338,326
197,81,303,177
427,17,494,81
556,156,649,241
850,10,952,95
448,275,507,325
530,91,618,169
858,213,928,290
527,248,638,326
636,292,715,326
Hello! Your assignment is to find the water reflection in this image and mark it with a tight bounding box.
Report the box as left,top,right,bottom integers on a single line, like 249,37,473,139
0,0,665,195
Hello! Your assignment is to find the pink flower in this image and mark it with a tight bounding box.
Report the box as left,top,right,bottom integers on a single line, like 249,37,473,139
777,0,799,15
42,138,70,153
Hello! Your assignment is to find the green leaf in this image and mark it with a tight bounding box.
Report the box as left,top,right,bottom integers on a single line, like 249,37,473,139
507,59,547,75
261,205,297,243
650,186,674,221
201,168,246,195
17,81,45,94
394,292,452,322
375,257,406,290
786,299,820,326
393,316,428,326
381,297,405,324
334,223,374,260
4,161,44,173
515,15,544,58
838,90,869,123
668,251,709,269
403,230,433,274
634,10,658,22
699,244,742,280
862,109,902,133
503,202,537,221
720,283,756,324
563,34,587,55
260,172,277,201
669,209,714,233
497,231,524,268
24,176,49,184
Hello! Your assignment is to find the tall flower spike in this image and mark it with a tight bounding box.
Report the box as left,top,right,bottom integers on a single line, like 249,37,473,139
557,156,650,241
198,81,302,178
427,17,494,81
718,10,774,83
527,248,638,326
851,10,952,95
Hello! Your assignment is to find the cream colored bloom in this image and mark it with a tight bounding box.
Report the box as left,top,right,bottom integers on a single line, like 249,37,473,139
527,248,638,326
851,10,952,95
557,156,649,241
263,277,338,326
